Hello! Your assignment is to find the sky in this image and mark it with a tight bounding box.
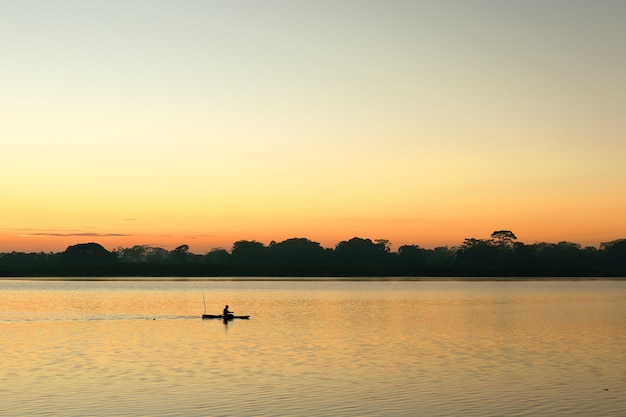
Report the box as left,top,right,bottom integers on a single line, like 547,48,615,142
2,0,625,254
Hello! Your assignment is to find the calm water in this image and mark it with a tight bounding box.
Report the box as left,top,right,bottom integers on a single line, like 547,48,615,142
1,279,625,416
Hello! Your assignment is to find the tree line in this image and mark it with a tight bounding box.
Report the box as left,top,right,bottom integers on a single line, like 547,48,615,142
1,231,625,277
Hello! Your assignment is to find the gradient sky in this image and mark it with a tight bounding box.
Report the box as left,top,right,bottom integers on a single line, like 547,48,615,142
2,0,625,253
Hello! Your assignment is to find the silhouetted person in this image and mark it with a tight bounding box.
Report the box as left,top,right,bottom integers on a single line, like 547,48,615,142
223,305,233,318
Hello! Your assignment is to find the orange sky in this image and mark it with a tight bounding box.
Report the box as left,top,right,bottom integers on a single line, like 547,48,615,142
2,1,625,254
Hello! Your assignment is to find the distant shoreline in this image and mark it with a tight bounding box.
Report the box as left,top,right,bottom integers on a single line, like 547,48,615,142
2,237,625,278
1,276,624,281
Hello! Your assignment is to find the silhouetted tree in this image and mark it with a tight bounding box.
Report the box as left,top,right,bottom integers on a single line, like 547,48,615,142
231,240,267,264
334,237,391,266
600,239,626,272
456,238,502,273
429,247,456,269
509,242,537,273
398,244,425,258
397,245,427,266
0,251,56,275
490,230,517,248
533,241,586,274
395,244,433,274
115,245,168,263
459,238,492,250
601,239,626,260
375,239,392,253
267,238,326,264
64,243,115,263
57,243,117,275
115,245,147,262
169,244,191,263
203,248,231,264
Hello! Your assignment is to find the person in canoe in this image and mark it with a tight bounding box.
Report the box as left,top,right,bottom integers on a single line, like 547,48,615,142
223,305,234,318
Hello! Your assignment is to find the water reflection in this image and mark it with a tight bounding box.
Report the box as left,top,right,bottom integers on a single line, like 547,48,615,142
1,279,625,416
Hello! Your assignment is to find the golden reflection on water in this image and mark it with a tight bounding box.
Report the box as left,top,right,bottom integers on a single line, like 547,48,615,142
1,280,625,416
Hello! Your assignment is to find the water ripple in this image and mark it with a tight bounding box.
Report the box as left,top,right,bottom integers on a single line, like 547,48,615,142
1,280,625,416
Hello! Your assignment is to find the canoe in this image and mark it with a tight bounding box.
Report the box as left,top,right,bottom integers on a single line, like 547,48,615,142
202,314,250,320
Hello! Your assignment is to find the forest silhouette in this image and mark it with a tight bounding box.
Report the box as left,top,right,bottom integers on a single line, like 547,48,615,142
1,231,625,277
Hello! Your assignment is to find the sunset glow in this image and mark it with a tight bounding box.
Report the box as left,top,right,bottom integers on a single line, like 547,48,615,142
2,1,625,254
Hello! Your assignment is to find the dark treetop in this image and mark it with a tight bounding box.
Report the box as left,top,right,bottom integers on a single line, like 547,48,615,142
1,234,625,277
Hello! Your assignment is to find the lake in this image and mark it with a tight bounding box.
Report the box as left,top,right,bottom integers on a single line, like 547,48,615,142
1,278,625,416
